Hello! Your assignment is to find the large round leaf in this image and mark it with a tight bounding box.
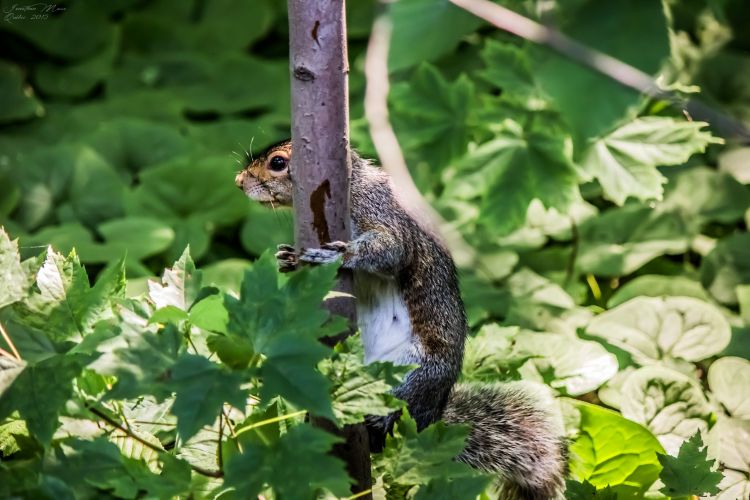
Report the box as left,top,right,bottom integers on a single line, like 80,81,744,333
0,61,44,124
568,400,664,497
514,331,618,396
620,366,712,455
586,296,731,365
708,357,750,419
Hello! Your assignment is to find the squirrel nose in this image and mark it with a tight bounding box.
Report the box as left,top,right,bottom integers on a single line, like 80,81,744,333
235,172,244,189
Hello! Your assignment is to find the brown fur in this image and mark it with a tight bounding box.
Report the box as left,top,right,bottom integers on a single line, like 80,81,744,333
236,141,567,499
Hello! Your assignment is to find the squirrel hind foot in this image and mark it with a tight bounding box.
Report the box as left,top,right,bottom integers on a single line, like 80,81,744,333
444,383,567,500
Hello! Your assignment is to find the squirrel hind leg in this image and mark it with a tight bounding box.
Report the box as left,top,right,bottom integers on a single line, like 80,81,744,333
444,383,567,500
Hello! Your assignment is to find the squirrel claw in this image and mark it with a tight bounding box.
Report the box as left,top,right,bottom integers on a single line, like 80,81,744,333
275,244,298,273
321,241,348,253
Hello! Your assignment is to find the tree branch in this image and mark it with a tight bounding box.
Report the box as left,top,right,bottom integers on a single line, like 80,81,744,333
449,0,750,143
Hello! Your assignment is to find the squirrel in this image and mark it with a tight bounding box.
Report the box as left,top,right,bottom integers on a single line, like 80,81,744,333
235,140,567,499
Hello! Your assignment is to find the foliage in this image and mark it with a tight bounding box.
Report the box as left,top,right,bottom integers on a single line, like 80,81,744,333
1,0,750,498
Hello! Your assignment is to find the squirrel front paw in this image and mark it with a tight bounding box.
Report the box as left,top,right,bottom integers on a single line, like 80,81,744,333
298,241,348,265
275,244,298,273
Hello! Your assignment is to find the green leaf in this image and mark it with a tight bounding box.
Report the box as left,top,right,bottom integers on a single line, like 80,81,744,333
531,0,669,147
49,437,190,499
34,28,119,99
564,479,617,499
568,400,664,497
240,202,294,257
707,417,750,474
94,217,175,262
701,232,750,306
380,414,490,492
12,249,125,343
608,275,710,308
0,415,28,456
581,118,721,205
660,166,750,229
478,40,537,98
168,354,246,441
1,1,113,60
147,247,201,311
576,205,689,276
91,322,183,401
513,330,618,396
0,354,85,446
189,293,228,333
0,228,27,309
85,118,190,176
320,336,406,425
224,423,350,498
586,296,731,365
388,0,483,71
0,357,25,399
620,366,713,455
224,253,338,418
658,432,722,497
708,356,750,420
125,155,249,260
391,64,475,179
445,121,581,236
0,60,44,124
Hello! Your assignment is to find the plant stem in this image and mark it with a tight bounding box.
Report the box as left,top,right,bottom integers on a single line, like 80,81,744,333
88,405,223,478
0,322,21,361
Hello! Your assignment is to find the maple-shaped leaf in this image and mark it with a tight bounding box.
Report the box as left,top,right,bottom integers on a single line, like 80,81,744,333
224,252,339,419
444,120,582,236
224,423,350,498
0,354,87,446
167,354,246,442
12,248,125,343
658,432,723,497
320,335,407,425
0,228,27,310
564,479,618,499
379,412,490,492
582,117,722,206
148,246,202,311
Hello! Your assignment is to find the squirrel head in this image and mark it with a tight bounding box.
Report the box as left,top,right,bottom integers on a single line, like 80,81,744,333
235,139,293,206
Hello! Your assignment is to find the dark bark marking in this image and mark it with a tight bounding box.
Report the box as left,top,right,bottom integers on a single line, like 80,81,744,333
310,179,331,243
311,20,321,46
294,66,315,81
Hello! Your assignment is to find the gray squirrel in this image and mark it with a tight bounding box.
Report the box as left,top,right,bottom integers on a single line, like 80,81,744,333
235,140,567,499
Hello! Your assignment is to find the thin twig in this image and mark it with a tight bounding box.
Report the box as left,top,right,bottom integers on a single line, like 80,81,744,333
222,408,243,453
217,410,224,472
0,346,18,360
449,0,750,143
364,14,479,269
0,322,21,361
88,406,223,478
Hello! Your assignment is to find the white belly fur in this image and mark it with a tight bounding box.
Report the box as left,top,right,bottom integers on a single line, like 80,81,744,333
354,272,415,365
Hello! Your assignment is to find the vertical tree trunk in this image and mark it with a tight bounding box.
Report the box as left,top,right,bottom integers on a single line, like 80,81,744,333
287,1,372,496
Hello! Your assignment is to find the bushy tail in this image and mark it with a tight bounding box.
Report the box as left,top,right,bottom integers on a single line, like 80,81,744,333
443,382,567,500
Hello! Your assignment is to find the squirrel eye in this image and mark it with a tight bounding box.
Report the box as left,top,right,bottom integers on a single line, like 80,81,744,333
268,155,288,172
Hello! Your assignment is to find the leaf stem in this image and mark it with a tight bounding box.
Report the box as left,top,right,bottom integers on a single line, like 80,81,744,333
0,322,21,361
346,488,373,500
234,410,307,437
88,405,223,478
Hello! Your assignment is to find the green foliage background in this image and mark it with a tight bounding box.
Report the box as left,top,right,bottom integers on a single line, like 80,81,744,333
1,0,750,498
